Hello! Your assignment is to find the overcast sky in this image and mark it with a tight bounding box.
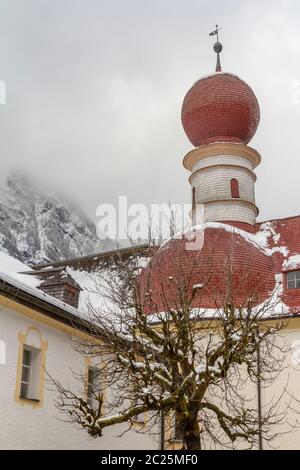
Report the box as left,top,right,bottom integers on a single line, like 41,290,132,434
0,0,299,224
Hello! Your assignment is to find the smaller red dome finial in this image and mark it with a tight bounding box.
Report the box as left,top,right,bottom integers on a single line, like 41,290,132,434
209,25,222,72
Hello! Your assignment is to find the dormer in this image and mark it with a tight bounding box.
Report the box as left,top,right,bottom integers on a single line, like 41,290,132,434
22,268,82,308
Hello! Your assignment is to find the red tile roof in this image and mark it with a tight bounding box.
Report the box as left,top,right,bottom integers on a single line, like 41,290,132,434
139,216,300,316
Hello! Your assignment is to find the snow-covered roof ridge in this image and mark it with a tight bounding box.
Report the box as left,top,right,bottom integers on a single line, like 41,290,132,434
157,220,289,258
202,222,289,258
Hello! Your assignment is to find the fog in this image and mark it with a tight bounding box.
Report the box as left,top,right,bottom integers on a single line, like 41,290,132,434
0,0,299,223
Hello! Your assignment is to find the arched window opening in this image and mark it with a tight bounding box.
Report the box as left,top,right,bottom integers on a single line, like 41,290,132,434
230,178,240,198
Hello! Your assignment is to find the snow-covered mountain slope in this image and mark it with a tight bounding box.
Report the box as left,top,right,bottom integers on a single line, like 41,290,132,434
0,175,114,265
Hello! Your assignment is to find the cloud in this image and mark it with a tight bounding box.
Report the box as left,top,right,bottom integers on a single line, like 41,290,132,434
0,0,299,222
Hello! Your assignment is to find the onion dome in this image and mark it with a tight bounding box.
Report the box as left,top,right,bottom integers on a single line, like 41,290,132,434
181,73,260,147
139,225,275,314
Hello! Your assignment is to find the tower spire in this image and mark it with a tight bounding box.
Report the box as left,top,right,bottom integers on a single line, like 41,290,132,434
209,25,223,72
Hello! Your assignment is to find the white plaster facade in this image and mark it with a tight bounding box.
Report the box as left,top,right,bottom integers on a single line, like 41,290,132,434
1,284,300,450
262,323,300,450
0,302,158,450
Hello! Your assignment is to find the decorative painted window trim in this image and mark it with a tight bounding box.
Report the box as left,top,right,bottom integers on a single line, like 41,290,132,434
14,326,48,408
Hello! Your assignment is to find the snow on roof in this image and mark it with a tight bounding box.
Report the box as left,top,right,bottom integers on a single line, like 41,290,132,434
0,250,86,320
0,248,149,324
1,214,299,322
283,255,300,271
0,250,41,289
159,221,289,258
268,273,289,315
67,255,152,315
204,221,289,257
148,220,300,316
0,250,31,274
257,216,300,258
67,266,111,314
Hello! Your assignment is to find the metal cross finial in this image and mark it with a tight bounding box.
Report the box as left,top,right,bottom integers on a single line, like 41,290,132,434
209,24,223,72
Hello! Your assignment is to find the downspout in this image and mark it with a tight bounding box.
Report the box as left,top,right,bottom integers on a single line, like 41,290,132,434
257,342,263,450
160,410,165,450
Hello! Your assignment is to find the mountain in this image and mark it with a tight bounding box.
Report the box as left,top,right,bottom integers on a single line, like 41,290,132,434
0,174,115,266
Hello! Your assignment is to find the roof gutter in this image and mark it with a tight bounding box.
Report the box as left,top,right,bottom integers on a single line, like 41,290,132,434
0,278,90,332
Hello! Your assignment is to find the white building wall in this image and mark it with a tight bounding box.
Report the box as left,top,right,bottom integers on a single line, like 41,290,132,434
2,300,300,450
203,201,256,225
191,166,255,205
262,326,300,450
191,154,254,173
0,306,159,450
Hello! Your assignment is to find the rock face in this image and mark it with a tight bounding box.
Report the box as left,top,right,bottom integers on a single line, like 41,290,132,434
0,174,114,265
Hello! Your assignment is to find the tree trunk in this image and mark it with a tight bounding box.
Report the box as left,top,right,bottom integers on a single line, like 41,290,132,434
184,419,201,450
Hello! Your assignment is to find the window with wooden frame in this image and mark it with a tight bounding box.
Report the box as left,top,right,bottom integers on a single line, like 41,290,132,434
230,178,240,198
174,413,184,441
20,346,42,401
287,271,300,289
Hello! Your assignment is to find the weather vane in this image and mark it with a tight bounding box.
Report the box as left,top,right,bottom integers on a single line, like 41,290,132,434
209,25,223,72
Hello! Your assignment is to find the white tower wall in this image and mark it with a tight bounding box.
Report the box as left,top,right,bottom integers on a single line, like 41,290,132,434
183,143,261,227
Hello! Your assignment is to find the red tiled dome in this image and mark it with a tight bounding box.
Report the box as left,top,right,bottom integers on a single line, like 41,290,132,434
139,226,274,314
181,73,260,147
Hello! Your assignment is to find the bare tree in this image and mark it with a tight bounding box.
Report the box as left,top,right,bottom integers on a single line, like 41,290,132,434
52,231,290,450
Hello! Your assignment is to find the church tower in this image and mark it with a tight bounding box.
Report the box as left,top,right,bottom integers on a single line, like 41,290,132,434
181,27,261,231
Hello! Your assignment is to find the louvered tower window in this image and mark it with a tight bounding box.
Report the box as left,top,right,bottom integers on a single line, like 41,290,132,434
231,178,240,198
